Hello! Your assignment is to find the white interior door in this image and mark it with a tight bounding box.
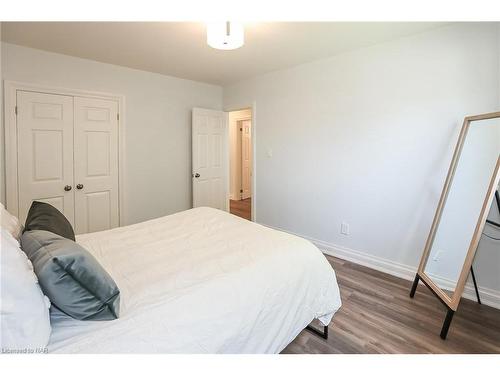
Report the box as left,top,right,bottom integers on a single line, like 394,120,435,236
241,120,252,200
192,108,227,210
17,91,75,225
74,97,119,234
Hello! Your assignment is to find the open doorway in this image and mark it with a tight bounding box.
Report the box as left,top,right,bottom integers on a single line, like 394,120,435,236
228,108,252,220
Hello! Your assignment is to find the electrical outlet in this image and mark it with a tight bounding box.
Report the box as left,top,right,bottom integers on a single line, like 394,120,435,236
341,222,350,236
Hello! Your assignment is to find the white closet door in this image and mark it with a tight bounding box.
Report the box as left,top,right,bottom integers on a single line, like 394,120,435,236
74,97,119,234
192,108,227,210
241,119,252,199
17,91,75,225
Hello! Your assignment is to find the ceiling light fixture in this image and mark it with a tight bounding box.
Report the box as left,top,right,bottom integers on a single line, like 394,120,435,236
207,21,244,50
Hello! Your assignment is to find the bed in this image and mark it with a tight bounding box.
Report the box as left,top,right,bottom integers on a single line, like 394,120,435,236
47,207,341,353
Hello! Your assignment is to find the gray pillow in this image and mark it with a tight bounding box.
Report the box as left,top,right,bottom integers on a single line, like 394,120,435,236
24,201,75,241
20,230,120,321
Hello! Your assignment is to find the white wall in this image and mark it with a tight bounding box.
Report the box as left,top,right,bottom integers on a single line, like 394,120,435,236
1,23,498,303
1,42,223,225
228,108,252,199
0,25,3,205
223,23,500,297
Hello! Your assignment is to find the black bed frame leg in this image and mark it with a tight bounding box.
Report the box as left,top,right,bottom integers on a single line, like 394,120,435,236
305,324,329,340
440,309,454,340
409,274,420,298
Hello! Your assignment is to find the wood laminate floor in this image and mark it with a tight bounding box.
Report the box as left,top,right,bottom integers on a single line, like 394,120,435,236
230,198,251,220
283,255,500,354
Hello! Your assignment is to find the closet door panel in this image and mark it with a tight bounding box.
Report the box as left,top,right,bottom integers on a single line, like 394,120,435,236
74,97,119,234
16,91,75,225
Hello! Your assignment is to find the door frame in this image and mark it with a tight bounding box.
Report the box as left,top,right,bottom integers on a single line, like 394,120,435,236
3,80,127,226
225,102,257,222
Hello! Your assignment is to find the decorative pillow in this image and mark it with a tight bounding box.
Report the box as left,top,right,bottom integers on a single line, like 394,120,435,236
1,203,23,242
24,201,75,241
20,230,120,321
0,228,51,352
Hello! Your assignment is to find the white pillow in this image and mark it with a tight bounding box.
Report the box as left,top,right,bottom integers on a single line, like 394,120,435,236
1,203,23,242
0,228,51,352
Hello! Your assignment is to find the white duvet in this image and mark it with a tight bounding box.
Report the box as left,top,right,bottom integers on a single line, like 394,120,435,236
48,207,341,353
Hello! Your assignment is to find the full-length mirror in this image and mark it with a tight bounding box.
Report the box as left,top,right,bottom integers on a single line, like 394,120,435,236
424,117,500,295
411,112,500,339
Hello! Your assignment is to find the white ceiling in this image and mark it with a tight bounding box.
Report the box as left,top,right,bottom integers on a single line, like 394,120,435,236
1,22,447,86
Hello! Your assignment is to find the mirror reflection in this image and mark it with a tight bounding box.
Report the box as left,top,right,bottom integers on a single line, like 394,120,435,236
480,182,500,254
424,118,500,295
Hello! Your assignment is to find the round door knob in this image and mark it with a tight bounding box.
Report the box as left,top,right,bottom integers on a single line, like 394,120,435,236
76,184,84,190
193,173,200,178
64,185,72,191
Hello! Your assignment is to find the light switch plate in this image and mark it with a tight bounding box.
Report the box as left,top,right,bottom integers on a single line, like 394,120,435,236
341,222,350,235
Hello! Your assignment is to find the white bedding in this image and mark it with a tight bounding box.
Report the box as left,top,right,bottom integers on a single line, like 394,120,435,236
47,207,341,353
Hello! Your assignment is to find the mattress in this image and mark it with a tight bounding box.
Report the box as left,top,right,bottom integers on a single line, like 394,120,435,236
47,207,341,353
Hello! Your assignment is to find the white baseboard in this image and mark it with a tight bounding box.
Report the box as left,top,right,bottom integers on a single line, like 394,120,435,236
265,224,500,310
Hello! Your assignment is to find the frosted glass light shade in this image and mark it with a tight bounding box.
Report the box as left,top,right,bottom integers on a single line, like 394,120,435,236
207,22,244,50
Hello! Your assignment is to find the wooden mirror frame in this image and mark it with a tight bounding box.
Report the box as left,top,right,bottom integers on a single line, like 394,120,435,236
410,111,500,339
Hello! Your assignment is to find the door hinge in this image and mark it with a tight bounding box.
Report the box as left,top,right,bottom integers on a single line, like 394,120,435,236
117,113,120,121
240,189,243,193
240,128,242,131
15,106,18,115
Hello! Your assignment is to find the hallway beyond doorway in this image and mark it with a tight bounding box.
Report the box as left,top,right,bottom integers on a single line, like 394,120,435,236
230,198,251,220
